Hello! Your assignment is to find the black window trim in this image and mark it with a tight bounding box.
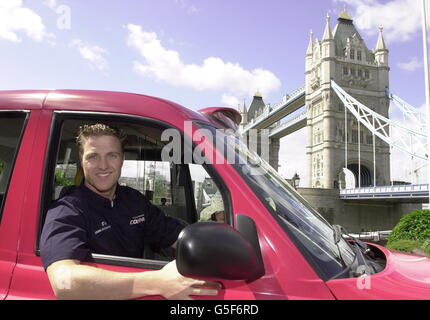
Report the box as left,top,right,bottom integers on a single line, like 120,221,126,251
36,111,233,270
0,110,30,225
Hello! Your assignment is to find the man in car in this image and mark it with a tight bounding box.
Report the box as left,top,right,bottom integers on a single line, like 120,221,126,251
40,123,220,300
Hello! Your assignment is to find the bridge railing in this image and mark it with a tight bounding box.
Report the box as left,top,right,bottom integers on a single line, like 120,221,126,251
340,184,429,199
343,230,392,242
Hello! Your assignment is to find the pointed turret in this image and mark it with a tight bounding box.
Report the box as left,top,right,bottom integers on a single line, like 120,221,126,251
375,25,387,52
247,91,266,120
322,13,335,62
339,4,352,21
375,25,389,68
374,25,389,89
306,30,314,56
322,14,333,41
306,30,314,74
240,99,247,125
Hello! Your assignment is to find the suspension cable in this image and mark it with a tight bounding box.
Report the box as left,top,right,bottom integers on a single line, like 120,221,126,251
331,80,428,161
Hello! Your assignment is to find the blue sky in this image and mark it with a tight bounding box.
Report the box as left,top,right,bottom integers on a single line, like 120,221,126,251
1,0,428,184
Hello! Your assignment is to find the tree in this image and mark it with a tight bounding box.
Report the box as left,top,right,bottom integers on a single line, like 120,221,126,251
386,209,430,255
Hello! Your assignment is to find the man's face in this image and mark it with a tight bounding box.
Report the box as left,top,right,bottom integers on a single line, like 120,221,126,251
81,135,124,200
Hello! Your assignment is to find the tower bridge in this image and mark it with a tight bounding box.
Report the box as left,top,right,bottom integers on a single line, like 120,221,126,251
237,7,429,232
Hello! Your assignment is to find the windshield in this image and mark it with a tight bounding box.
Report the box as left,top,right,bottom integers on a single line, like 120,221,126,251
200,123,356,280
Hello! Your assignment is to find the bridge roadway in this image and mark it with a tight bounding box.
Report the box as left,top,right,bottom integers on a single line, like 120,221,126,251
242,85,305,133
269,110,307,139
339,184,429,202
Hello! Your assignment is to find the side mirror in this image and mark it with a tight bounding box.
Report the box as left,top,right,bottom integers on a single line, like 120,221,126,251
176,222,260,281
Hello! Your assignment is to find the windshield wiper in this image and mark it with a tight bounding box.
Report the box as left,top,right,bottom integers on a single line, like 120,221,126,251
332,225,372,278
334,225,370,253
332,225,348,269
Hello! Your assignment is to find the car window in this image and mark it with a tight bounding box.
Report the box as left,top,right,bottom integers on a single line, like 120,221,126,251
120,160,172,206
38,114,230,268
0,112,28,224
189,163,225,223
120,160,193,224
52,121,199,224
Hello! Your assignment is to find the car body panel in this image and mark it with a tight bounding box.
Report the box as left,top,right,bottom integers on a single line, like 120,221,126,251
326,244,430,299
0,91,46,111
7,109,53,299
0,110,41,299
43,90,209,130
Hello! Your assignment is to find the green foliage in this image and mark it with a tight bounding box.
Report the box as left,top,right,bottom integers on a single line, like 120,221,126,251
55,171,73,187
386,239,430,255
386,239,422,252
386,209,430,254
153,175,169,204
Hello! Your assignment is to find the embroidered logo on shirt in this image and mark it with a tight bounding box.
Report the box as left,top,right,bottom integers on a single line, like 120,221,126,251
95,221,112,235
130,214,145,226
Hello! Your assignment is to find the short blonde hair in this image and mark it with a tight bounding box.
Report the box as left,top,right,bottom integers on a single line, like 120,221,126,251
76,123,126,159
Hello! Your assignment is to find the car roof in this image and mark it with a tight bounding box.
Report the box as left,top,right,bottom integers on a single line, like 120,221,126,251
0,89,210,126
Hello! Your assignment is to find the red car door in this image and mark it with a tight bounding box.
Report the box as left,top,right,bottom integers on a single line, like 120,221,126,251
0,110,39,299
6,109,56,299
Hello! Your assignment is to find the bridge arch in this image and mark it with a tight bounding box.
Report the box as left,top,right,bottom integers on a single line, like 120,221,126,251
347,163,373,187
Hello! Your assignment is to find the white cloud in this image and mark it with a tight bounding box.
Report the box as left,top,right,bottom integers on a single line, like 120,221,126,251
126,24,281,104
221,94,241,108
0,0,55,43
70,39,109,72
397,57,423,72
335,0,423,43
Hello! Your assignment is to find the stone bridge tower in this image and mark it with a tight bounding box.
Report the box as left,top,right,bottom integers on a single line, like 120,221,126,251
239,92,280,171
305,7,391,189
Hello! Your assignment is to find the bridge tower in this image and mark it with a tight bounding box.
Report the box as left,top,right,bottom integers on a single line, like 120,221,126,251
239,92,281,170
305,7,391,189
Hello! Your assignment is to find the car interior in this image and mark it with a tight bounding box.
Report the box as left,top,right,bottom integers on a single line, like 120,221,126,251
0,113,28,220
36,114,230,263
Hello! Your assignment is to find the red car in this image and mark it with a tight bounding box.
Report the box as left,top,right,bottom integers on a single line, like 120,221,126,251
0,89,429,300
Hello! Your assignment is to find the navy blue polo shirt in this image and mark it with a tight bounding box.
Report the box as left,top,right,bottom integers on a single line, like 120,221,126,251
40,184,184,270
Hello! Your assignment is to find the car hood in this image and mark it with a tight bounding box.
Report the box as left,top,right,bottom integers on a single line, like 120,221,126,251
326,244,430,299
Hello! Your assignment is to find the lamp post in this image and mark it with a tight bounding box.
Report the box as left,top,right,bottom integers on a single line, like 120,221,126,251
292,173,301,189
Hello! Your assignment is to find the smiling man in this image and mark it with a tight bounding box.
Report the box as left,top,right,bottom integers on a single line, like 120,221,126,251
40,123,220,300
78,125,125,202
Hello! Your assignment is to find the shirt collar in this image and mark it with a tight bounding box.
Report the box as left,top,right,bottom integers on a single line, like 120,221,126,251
79,183,122,208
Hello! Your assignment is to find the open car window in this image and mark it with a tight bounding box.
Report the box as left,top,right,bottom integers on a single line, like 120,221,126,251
38,113,230,268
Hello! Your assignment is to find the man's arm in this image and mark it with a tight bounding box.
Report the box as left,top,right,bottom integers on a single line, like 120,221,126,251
47,259,220,300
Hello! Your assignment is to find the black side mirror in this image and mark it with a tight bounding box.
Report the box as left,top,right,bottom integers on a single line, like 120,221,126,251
176,222,259,281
